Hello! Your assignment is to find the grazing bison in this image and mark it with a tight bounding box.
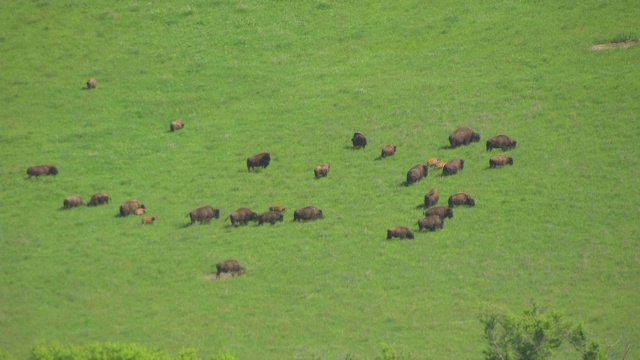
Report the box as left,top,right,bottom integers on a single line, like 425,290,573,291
386,226,415,240
216,260,245,279
257,211,284,225
314,164,330,178
86,78,97,89
486,135,517,151
381,144,397,158
351,132,367,149
443,158,464,176
119,200,145,217
228,208,258,226
269,205,287,212
406,164,429,185
187,205,220,225
141,216,156,224
293,206,323,222
424,188,439,208
448,192,475,207
170,120,184,132
88,192,110,206
449,127,481,148
134,208,147,215
247,152,271,172
425,206,454,220
418,216,444,232
63,195,83,209
427,158,440,167
27,165,58,178
490,154,514,168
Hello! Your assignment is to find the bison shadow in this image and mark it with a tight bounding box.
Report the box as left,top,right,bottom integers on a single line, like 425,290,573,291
415,204,427,210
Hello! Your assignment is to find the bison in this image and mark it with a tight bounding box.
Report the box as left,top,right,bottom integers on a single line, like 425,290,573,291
351,132,367,149
215,259,245,279
269,205,287,212
381,145,397,158
86,78,97,89
314,164,330,178
418,216,444,232
63,195,83,209
449,127,481,148
448,192,475,207
134,208,147,216
443,158,464,176
27,165,58,178
425,206,454,220
228,208,258,226
141,216,157,224
490,154,514,168
247,152,271,172
257,211,284,225
293,206,323,222
88,192,110,206
434,161,446,169
170,120,184,132
424,188,439,208
119,200,145,217
427,158,440,167
486,135,517,151
386,226,415,240
406,164,429,185
187,206,220,225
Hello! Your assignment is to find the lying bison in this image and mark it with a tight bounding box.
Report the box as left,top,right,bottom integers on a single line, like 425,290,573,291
141,216,157,224
314,164,329,178
269,205,287,212
119,200,145,217
424,188,439,208
63,195,83,209
170,120,184,132
228,208,258,226
448,192,475,207
490,154,514,168
381,144,397,158
247,152,271,172
486,135,517,151
293,206,323,222
386,226,414,240
406,164,429,185
418,215,443,232
86,78,97,89
216,259,245,279
351,132,367,149
27,165,58,178
449,127,481,148
187,205,220,225
443,158,464,176
257,211,284,225
425,206,453,220
88,192,110,206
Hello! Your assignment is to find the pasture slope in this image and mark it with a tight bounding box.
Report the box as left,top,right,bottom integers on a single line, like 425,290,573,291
1,0,638,358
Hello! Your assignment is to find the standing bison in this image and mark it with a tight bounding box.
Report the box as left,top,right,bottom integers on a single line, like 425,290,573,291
424,188,439,208
314,164,330,178
486,135,517,151
141,216,157,224
386,226,415,240
247,152,271,172
269,205,287,212
228,208,258,226
63,195,83,209
119,200,145,217
425,206,454,220
381,144,397,158
215,260,245,279
86,78,97,89
448,192,475,207
257,211,284,225
187,205,220,225
406,164,429,185
26,165,58,178
293,206,323,221
443,158,464,176
88,192,110,206
418,216,444,232
170,120,184,132
490,154,514,168
449,127,481,148
351,132,367,149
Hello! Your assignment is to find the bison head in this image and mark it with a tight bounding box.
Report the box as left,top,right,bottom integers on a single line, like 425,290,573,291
49,166,59,175
472,133,481,142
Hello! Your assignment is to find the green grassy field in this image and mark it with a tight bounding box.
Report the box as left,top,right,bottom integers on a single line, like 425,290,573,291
1,0,639,358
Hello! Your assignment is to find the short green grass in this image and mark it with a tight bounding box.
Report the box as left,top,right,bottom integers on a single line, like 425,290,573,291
1,0,639,358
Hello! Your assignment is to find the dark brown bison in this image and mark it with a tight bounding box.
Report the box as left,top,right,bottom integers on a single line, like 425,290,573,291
314,164,330,178
257,211,284,225
216,260,245,279
88,192,110,206
386,226,415,240
406,164,429,185
119,200,145,217
486,135,517,151
443,158,464,176
247,152,271,171
490,154,514,168
418,216,444,232
449,127,481,148
293,206,323,221
228,208,258,226
425,206,454,220
269,205,287,212
187,205,220,225
27,165,58,178
427,158,440,167
424,188,439,208
63,195,83,209
86,78,97,89
381,144,397,158
141,216,157,224
351,132,367,149
170,120,184,132
448,192,475,207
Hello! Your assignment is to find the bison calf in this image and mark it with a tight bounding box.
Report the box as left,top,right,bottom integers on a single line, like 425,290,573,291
425,206,453,220
449,127,481,148
187,206,220,225
141,216,156,224
443,158,464,176
293,206,323,222
86,78,97,89
386,226,415,240
490,154,514,168
257,211,284,225
88,192,110,206
170,119,184,132
351,132,367,149
424,188,439,208
215,260,245,279
381,144,397,158
314,164,329,178
63,195,83,209
27,165,58,178
247,152,271,172
134,208,147,216
418,215,443,232
269,205,287,212
427,158,440,167
486,135,517,151
448,192,475,207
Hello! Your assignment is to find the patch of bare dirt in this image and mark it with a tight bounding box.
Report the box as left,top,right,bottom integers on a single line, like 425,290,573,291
591,41,639,51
